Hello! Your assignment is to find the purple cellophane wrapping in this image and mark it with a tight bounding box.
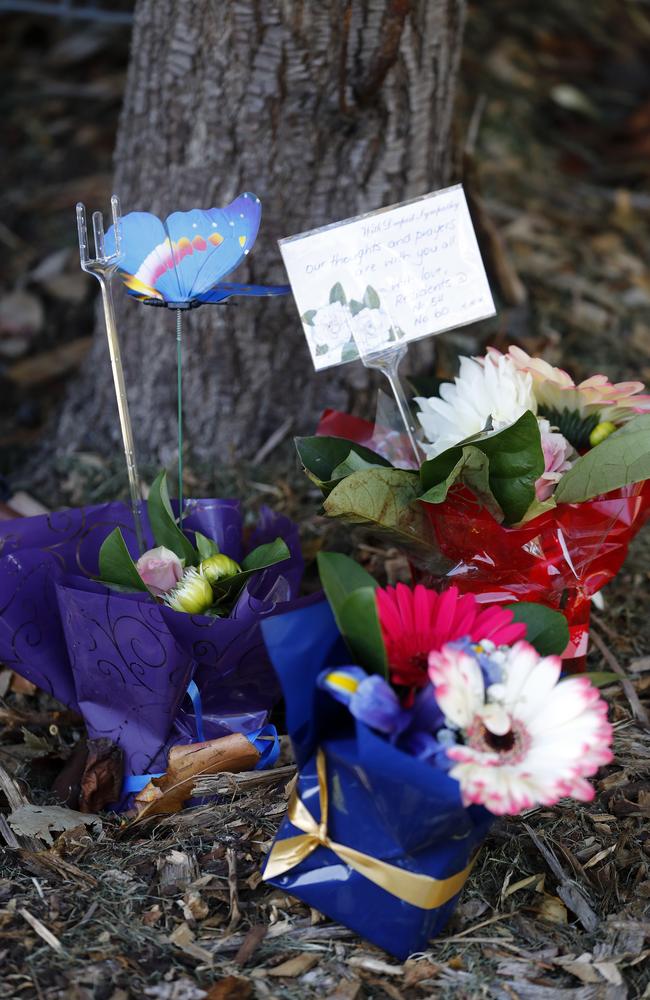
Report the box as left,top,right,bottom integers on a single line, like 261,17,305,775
0,500,303,778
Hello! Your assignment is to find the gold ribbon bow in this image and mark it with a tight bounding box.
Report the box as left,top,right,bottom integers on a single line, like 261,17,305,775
264,748,475,910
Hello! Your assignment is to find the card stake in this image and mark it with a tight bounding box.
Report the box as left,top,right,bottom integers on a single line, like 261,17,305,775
279,184,496,463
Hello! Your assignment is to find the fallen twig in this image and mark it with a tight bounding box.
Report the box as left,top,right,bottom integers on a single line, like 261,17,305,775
19,908,63,954
524,824,599,932
226,846,242,931
590,618,650,730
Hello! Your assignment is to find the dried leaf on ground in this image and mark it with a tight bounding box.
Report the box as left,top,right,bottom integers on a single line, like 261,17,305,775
52,737,123,811
204,977,253,1000
8,805,101,846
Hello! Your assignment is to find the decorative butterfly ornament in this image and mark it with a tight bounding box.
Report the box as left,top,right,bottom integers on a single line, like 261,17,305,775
105,192,289,308
102,191,289,522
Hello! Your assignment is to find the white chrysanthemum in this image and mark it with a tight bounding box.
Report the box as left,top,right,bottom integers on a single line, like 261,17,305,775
415,354,537,459
428,641,613,816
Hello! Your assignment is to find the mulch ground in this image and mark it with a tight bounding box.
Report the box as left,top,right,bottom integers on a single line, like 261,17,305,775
1,1,650,997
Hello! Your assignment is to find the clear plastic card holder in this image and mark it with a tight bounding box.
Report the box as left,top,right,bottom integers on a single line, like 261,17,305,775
279,184,496,467
341,298,424,466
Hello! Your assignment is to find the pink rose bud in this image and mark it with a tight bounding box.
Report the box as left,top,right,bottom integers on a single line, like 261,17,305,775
136,546,184,596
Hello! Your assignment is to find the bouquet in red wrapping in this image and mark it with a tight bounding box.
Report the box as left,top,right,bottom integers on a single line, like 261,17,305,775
298,347,650,671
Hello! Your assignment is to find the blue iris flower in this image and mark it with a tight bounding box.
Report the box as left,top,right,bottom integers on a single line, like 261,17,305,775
318,667,457,765
318,667,410,735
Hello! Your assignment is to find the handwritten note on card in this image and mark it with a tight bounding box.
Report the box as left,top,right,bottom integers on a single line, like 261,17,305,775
279,185,496,370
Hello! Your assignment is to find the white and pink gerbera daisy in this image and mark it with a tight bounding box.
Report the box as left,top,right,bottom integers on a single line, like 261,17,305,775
428,640,613,815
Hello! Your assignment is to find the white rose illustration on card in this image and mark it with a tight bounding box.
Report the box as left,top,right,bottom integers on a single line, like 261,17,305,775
301,283,404,366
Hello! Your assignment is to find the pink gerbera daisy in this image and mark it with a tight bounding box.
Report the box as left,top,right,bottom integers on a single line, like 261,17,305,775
428,640,613,815
375,583,526,690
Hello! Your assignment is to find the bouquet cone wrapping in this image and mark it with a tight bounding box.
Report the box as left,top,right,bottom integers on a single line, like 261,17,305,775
0,500,303,789
260,599,491,959
316,411,650,670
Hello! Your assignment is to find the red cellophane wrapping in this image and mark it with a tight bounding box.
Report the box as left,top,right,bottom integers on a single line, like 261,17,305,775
316,410,650,672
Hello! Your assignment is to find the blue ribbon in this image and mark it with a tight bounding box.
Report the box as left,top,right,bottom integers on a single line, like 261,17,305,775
121,679,279,796
247,723,281,770
185,677,204,744
122,770,164,794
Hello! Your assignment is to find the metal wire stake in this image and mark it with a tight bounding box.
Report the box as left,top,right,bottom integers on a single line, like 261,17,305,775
176,308,184,524
76,196,146,555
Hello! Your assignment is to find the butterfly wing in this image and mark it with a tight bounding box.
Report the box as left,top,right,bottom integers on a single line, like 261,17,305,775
196,282,290,304
104,212,182,302
163,192,262,302
104,193,262,305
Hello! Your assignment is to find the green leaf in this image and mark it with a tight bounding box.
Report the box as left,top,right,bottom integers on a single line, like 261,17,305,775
317,551,377,633
338,587,387,677
323,467,433,556
211,537,291,605
554,414,650,505
584,671,619,689
295,436,391,494
505,602,570,656
329,282,347,305
363,285,381,309
241,537,290,572
419,411,544,525
98,528,148,592
330,449,386,480
147,470,197,565
195,532,219,560
420,448,502,520
301,309,317,326
349,299,365,317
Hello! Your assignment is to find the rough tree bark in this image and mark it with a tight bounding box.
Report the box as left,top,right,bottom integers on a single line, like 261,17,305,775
55,0,466,470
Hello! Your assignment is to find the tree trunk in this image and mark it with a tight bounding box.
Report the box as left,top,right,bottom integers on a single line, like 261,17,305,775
55,0,466,471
